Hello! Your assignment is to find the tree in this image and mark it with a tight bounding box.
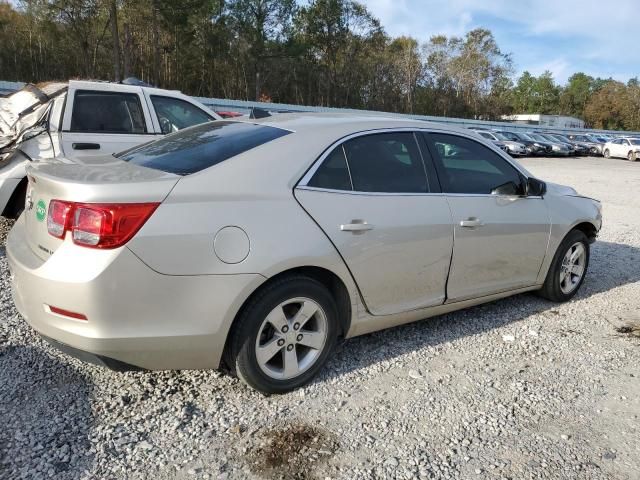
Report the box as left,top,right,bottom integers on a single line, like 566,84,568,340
584,81,628,130
227,0,296,100
559,72,593,118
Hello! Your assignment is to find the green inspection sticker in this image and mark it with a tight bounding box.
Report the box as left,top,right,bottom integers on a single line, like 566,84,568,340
35,200,46,222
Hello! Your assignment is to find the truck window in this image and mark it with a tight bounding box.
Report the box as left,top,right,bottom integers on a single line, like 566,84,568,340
70,90,147,134
150,96,214,134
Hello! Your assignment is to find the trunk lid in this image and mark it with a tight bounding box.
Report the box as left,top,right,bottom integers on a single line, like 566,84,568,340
24,154,179,260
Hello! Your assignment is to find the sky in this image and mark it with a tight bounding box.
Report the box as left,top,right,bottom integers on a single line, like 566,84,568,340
365,0,639,85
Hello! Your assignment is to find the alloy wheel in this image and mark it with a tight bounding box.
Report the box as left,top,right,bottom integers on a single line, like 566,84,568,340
559,242,586,294
255,297,328,380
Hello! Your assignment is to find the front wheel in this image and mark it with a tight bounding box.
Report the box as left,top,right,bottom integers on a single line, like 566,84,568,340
230,275,338,394
603,149,610,158
538,230,590,302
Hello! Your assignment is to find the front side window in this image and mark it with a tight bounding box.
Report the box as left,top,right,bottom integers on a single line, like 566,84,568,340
71,90,146,134
342,132,428,193
119,121,290,175
427,133,524,195
151,96,213,134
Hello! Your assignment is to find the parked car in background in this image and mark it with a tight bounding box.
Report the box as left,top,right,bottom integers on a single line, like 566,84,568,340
7,114,602,393
495,131,547,156
566,134,604,155
547,133,590,156
538,134,578,155
528,133,571,156
476,131,527,156
0,80,220,219
603,137,640,161
216,111,244,119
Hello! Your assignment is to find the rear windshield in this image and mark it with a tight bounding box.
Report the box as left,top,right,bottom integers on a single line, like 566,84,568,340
118,121,290,175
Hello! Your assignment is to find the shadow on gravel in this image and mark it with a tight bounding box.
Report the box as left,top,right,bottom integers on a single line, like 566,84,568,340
0,345,94,479
318,240,640,381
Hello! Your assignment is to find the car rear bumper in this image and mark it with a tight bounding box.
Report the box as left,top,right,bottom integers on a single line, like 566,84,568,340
6,216,265,370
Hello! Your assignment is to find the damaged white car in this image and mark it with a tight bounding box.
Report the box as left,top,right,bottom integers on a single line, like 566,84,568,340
0,80,219,218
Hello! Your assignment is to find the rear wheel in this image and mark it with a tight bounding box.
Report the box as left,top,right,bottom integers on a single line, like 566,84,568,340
539,230,590,302
230,275,338,394
628,151,637,162
603,149,610,158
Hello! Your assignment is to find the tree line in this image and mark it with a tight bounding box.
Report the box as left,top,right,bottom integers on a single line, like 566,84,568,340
1,0,638,130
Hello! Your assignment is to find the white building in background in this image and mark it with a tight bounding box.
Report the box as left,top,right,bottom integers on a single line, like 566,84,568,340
501,114,585,129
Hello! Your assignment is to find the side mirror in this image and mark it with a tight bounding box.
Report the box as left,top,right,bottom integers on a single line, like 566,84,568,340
526,177,546,197
491,181,521,196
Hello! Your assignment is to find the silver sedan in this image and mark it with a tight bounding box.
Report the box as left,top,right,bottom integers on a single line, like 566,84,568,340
7,115,602,393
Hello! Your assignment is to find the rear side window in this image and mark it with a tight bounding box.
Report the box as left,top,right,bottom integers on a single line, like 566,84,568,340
343,133,428,193
71,90,147,134
307,147,352,190
150,95,213,134
119,121,290,175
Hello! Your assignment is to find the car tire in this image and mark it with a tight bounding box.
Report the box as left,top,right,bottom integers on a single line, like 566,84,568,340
538,230,590,302
230,275,338,394
627,151,637,162
603,149,610,158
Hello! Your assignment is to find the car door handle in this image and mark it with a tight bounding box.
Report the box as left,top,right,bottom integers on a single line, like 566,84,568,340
340,221,374,232
460,218,484,228
72,143,101,150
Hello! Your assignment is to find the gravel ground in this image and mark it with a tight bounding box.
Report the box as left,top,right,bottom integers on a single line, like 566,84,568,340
1,156,639,480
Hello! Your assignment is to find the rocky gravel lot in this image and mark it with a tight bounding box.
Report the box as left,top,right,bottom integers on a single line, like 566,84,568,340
1,156,639,480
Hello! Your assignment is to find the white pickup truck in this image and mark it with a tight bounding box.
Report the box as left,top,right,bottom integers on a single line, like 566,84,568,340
0,79,220,218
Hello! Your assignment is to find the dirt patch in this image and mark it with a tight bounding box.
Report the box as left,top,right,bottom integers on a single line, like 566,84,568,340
615,323,640,339
606,311,640,341
247,423,338,479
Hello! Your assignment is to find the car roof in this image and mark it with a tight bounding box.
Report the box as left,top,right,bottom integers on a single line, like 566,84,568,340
68,79,183,95
248,112,471,139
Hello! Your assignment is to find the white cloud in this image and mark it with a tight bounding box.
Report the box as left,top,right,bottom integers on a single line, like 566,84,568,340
364,0,639,83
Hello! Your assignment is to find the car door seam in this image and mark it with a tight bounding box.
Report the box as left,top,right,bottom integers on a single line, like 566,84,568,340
442,195,456,304
291,188,373,316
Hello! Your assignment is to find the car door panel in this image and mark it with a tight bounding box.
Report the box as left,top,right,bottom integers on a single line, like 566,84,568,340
60,85,155,159
445,195,550,301
423,132,551,302
296,189,453,315
296,130,453,316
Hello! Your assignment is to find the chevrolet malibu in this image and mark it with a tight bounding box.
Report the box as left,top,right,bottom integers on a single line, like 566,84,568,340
7,115,602,393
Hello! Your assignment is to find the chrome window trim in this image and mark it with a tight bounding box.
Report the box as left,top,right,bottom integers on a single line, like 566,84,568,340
296,185,543,200
297,126,532,192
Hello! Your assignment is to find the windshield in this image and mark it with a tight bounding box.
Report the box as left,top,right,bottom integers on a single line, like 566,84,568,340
493,132,510,141
479,132,496,140
119,121,291,175
530,134,548,142
518,133,535,141
630,139,640,145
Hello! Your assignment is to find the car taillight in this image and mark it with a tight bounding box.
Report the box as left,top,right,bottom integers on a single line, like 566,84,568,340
47,201,159,249
47,200,73,238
